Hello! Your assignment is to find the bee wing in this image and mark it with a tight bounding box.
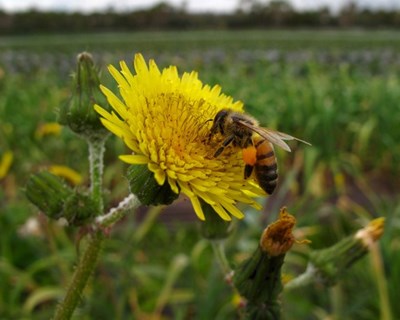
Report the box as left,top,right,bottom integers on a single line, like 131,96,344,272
236,120,311,152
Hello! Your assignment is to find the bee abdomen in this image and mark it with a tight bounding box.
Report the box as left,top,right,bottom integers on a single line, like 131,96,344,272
253,137,278,194
255,163,278,194
256,150,274,161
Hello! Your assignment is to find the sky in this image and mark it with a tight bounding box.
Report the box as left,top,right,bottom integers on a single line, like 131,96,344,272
1,0,399,13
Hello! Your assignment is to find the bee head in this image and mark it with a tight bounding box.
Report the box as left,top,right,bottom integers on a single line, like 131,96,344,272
210,109,229,135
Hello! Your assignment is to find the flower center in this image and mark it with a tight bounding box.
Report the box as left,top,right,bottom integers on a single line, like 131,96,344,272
140,93,222,167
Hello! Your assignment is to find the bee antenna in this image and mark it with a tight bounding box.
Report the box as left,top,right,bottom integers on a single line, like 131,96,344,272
198,119,214,142
200,119,213,129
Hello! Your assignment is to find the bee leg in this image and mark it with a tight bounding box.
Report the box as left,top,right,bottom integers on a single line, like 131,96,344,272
244,164,253,179
207,119,223,143
214,135,235,157
207,129,217,143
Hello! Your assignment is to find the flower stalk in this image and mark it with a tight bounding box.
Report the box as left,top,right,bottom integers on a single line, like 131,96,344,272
53,231,104,320
200,201,233,275
88,138,105,215
51,53,109,319
211,240,232,275
53,196,142,320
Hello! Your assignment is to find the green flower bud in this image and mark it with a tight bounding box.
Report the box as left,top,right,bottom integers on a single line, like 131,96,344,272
199,200,232,240
309,218,385,286
127,164,179,206
233,246,284,313
58,52,109,142
26,171,98,226
63,191,98,226
232,208,298,319
26,171,74,220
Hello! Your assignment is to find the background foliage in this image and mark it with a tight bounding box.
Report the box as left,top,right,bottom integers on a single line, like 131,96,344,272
2,1,400,34
0,29,399,319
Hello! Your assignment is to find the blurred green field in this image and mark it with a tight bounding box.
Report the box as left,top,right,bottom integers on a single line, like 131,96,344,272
1,30,399,319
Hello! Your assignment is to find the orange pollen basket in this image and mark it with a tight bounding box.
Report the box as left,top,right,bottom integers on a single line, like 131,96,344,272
242,146,257,166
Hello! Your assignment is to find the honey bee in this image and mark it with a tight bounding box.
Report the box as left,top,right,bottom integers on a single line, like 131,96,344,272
208,109,310,194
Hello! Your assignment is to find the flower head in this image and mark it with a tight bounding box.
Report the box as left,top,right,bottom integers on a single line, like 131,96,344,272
94,54,265,220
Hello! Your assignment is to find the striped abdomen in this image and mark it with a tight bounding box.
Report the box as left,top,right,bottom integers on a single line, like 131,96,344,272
254,136,278,194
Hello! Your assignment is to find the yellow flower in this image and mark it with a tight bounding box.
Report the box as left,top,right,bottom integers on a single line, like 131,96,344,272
0,151,13,179
95,54,264,221
35,122,62,139
48,165,82,185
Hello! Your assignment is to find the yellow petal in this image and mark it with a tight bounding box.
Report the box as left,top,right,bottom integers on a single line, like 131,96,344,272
119,154,149,164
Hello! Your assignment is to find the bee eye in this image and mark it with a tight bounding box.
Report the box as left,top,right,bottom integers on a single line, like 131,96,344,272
214,110,228,123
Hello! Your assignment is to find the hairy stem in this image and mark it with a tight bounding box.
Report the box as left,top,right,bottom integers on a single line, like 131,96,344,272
54,138,107,319
96,193,140,228
53,231,104,320
88,139,105,214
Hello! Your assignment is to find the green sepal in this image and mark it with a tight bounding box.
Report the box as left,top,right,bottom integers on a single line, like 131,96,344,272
25,171,74,219
127,164,179,206
199,200,232,239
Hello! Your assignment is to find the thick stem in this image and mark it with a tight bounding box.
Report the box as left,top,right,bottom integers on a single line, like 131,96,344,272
53,231,104,320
